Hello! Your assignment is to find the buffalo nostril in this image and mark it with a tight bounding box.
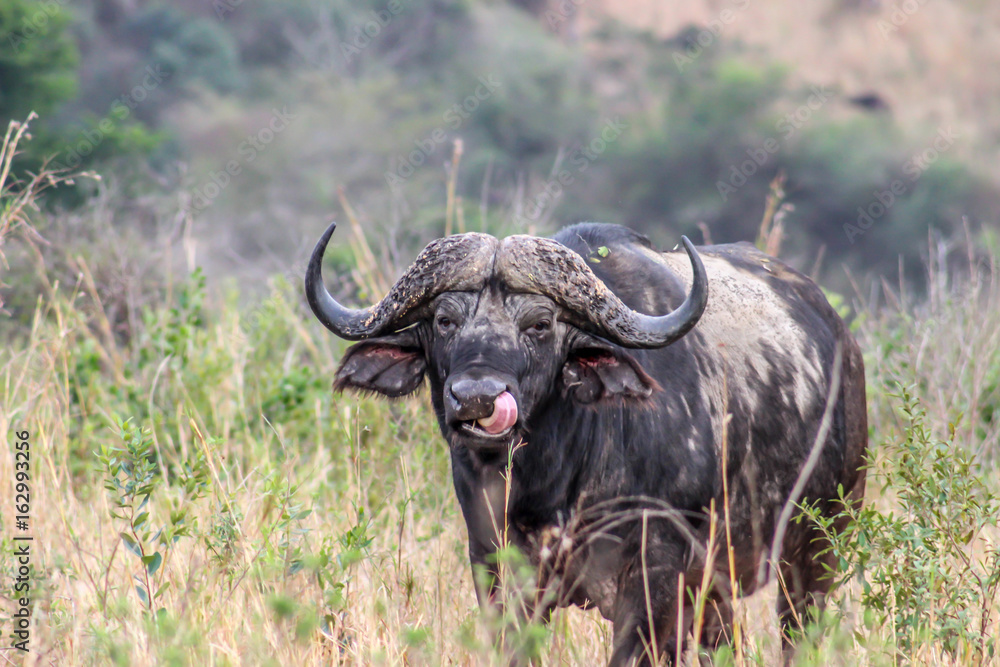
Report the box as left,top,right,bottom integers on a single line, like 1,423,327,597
448,378,507,420
450,378,506,404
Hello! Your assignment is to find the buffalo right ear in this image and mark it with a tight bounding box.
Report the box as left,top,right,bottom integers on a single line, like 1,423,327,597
562,341,660,404
334,332,426,397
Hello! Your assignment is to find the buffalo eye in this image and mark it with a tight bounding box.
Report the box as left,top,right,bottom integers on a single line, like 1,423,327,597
437,315,457,334
524,319,551,335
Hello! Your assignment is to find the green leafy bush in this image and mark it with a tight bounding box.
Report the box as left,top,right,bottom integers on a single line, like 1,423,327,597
123,4,243,94
97,416,210,612
804,388,1000,662
0,0,79,123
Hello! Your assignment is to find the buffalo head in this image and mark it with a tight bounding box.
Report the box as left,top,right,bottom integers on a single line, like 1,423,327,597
305,223,708,453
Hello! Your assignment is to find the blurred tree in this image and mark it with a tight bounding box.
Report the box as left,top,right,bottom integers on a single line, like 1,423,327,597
558,51,787,241
0,0,79,125
0,1,169,204
121,4,243,94
8,0,992,291
225,0,317,69
544,32,994,289
442,4,596,185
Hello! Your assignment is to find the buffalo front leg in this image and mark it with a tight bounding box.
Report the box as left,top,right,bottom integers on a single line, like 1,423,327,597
690,589,736,665
776,479,864,663
615,582,735,666
469,546,503,609
775,521,842,664
470,539,558,666
607,566,681,667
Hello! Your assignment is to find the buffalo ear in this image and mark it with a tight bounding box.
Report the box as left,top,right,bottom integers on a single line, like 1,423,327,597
334,332,426,397
562,343,660,404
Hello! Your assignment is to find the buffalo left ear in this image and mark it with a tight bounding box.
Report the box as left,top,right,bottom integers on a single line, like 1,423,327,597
562,343,660,404
334,331,426,397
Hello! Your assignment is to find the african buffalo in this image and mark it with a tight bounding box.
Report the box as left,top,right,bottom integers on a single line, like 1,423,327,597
305,221,867,665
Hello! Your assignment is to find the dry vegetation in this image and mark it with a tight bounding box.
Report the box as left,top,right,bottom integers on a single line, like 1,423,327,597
4,0,1000,663
2,127,999,665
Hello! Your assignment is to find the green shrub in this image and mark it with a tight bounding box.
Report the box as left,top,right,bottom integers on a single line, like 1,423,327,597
804,388,1000,662
124,4,243,94
0,0,79,123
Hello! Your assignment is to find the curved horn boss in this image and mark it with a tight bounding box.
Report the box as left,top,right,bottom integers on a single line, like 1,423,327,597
305,222,499,340
496,235,708,348
307,223,707,347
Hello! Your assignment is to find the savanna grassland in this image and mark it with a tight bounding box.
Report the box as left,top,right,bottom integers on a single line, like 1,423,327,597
3,0,1000,664
1,125,999,666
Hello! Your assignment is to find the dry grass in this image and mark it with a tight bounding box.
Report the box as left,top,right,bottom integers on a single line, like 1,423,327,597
2,164,999,665
0,270,618,666
0,116,94,312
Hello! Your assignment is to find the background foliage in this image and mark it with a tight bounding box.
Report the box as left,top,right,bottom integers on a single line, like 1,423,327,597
2,0,998,294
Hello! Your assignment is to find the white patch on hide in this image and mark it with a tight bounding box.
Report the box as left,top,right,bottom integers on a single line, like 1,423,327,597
638,244,828,428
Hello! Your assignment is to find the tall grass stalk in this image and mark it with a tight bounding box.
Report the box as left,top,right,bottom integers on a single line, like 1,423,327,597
2,142,998,664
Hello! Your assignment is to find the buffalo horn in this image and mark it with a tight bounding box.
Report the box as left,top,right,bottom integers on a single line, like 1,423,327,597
305,222,498,340
495,235,708,349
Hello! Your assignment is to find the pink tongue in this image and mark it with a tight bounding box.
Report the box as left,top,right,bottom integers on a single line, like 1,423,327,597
477,391,518,435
